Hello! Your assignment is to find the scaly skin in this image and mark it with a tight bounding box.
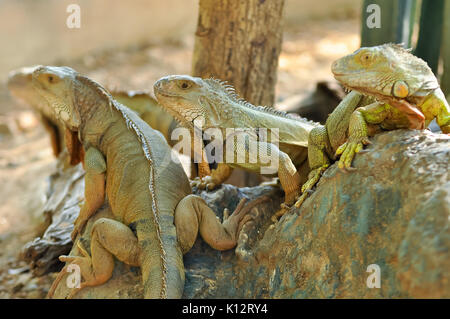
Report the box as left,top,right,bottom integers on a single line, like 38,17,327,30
332,43,450,169
8,66,178,157
153,75,320,207
293,91,374,207
294,44,450,208
31,66,262,299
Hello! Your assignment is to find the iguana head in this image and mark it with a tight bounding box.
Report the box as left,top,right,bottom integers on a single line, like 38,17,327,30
8,66,52,112
332,43,438,101
31,65,82,131
153,75,238,128
154,75,210,126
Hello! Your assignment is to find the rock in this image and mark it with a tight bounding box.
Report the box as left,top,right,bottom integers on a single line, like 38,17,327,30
28,129,450,298
236,129,450,298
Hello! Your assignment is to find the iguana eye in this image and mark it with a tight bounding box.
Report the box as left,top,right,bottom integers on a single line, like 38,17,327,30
46,74,60,83
359,52,373,65
179,81,192,89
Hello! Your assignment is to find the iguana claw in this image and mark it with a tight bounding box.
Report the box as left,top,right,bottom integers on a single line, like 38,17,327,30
335,137,371,171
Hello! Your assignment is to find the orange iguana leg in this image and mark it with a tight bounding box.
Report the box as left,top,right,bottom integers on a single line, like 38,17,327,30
58,218,140,299
175,195,269,254
71,147,106,240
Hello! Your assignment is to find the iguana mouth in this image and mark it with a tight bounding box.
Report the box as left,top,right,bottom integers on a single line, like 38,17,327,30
155,90,183,98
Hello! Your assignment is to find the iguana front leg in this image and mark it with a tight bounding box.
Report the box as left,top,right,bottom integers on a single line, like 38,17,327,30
294,91,364,209
230,133,301,206
191,163,233,190
336,102,388,170
72,147,106,240
175,195,269,254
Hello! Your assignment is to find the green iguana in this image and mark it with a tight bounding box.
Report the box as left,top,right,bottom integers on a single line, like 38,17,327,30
31,66,264,299
330,43,450,170
153,75,369,218
293,44,450,208
153,75,319,207
8,66,178,160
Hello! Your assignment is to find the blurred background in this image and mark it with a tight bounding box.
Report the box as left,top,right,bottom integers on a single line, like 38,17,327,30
0,0,448,298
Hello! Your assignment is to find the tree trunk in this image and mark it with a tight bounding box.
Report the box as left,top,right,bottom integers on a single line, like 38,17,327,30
192,0,285,106
191,0,285,187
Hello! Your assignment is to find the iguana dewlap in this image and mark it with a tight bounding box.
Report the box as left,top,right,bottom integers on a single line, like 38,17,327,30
31,66,262,299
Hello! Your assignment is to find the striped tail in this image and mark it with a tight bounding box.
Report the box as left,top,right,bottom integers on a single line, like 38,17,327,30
134,215,185,299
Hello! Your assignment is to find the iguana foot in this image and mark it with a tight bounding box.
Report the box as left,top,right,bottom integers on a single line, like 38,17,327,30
176,195,269,254
190,176,218,190
223,197,270,238
57,241,102,299
293,165,328,208
335,136,371,171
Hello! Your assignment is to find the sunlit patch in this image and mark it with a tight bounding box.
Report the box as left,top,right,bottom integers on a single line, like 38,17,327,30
16,111,38,131
278,56,289,68
316,39,354,58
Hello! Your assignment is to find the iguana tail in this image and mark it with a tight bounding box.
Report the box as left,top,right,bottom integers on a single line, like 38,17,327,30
134,214,185,299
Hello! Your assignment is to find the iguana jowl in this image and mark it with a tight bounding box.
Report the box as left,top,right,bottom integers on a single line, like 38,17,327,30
32,66,262,298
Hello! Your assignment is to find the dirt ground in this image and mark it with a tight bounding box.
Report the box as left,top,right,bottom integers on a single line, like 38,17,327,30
0,18,359,298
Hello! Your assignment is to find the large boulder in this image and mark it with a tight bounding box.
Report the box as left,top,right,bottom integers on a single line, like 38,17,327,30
27,129,450,298
237,129,449,298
